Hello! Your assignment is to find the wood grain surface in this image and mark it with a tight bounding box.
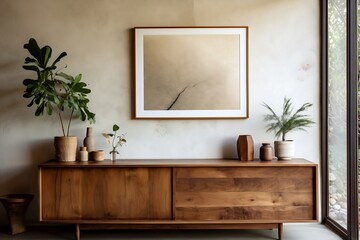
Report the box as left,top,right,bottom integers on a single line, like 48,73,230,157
175,167,316,221
39,158,318,236
41,168,171,220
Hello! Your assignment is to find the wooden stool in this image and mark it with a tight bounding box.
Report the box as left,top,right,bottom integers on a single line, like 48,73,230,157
0,194,34,235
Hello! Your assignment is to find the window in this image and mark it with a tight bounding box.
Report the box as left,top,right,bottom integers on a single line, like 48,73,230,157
321,0,358,239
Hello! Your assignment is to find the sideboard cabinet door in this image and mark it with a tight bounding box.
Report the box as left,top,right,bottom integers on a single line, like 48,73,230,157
174,167,316,221
40,167,172,220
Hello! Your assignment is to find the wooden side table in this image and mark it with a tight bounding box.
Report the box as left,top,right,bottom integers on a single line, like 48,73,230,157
0,194,34,235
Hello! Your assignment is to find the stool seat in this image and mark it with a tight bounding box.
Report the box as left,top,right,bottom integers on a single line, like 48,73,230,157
0,194,34,203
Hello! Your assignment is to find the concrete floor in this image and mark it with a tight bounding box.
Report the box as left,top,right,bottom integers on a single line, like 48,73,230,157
0,224,342,240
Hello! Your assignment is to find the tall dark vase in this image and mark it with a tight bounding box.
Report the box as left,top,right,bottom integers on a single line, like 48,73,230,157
237,135,254,161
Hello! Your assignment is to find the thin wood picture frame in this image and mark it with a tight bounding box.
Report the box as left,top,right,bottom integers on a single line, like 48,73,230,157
134,27,249,119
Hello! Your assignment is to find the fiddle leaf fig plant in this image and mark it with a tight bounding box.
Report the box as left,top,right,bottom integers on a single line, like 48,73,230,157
22,38,95,136
262,97,315,141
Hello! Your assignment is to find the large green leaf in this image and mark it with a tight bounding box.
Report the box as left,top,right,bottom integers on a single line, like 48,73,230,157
34,94,43,105
27,99,35,107
79,108,86,121
23,92,33,98
23,65,40,73
51,51,67,68
113,124,119,131
24,38,41,62
46,103,53,115
57,72,74,82
84,108,95,123
24,57,37,64
35,102,45,116
72,83,91,94
40,46,52,68
23,78,37,86
74,74,82,84
53,95,61,105
44,65,57,71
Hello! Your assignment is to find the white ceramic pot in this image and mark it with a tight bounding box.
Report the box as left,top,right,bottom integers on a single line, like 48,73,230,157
54,136,77,162
274,140,295,160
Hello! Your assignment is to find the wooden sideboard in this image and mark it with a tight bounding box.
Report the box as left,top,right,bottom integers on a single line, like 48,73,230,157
38,159,318,240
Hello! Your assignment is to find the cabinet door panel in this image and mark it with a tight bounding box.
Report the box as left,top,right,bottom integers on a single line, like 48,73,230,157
174,167,316,221
41,168,82,220
41,167,172,220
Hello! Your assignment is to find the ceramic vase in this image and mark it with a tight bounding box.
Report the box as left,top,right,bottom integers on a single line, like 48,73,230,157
79,146,88,161
237,135,254,161
110,147,119,161
54,136,77,161
259,143,273,161
274,140,295,160
92,150,104,161
83,127,95,152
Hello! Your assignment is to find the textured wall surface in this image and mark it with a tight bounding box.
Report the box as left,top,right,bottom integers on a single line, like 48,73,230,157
0,0,320,224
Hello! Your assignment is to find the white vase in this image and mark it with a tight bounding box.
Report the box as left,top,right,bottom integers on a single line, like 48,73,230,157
274,140,295,160
79,146,88,162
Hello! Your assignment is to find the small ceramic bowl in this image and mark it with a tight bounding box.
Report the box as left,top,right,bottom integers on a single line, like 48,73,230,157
91,150,104,161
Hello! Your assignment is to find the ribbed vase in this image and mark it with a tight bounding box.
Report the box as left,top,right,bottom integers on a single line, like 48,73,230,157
54,136,77,161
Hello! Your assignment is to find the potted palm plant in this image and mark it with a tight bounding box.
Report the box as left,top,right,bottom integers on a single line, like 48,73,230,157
22,38,95,161
262,97,314,160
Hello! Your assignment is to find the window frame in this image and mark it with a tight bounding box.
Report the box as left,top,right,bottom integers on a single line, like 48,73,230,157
320,0,358,239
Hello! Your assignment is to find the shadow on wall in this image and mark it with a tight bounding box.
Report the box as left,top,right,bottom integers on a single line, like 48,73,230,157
29,139,54,165
222,137,264,160
27,139,54,225
0,57,54,225
0,59,27,119
0,139,53,226
0,165,34,229
222,137,238,159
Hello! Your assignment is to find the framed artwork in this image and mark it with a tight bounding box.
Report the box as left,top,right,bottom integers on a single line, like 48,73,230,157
134,27,249,119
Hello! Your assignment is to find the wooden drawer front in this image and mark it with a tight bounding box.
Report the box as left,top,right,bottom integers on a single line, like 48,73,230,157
175,167,316,221
40,167,172,220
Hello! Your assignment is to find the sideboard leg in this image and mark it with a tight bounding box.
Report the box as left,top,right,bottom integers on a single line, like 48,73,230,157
75,224,80,240
278,223,283,240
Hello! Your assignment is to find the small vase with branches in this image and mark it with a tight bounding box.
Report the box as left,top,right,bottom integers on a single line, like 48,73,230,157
102,124,127,160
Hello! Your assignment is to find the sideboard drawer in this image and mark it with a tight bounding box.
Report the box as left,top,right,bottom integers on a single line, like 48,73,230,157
174,167,316,221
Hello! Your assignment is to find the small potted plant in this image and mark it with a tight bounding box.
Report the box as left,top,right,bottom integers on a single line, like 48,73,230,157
262,97,314,160
22,38,95,161
102,124,127,160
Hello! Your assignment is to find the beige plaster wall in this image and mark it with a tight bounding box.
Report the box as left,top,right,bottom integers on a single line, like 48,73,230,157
0,0,320,224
